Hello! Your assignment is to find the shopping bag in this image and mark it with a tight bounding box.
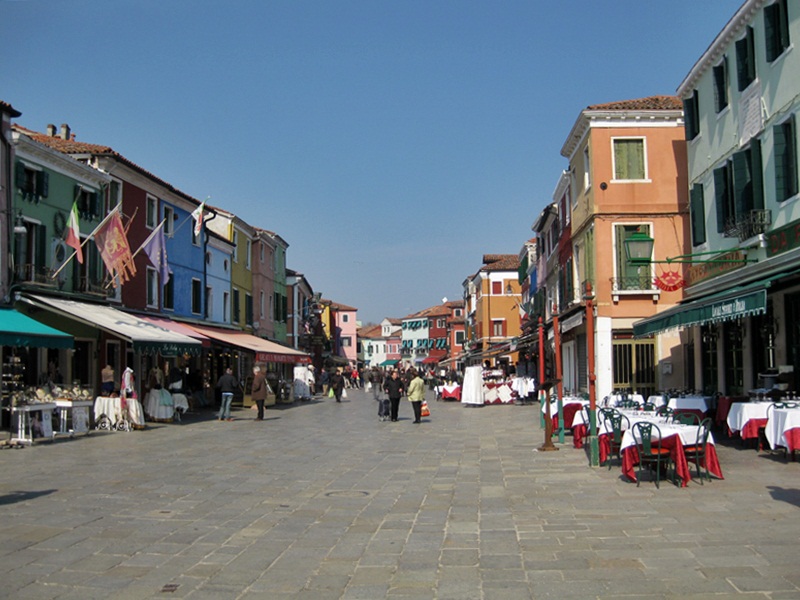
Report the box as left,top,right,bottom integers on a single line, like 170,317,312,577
328,388,334,398
421,401,430,417
342,388,348,399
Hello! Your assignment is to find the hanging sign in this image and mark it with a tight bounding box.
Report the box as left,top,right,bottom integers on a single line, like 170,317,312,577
654,270,685,292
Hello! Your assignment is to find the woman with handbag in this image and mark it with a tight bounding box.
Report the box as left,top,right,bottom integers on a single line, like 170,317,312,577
406,369,426,424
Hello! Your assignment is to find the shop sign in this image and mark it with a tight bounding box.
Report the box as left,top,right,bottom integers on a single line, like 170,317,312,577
766,218,800,258
685,250,746,286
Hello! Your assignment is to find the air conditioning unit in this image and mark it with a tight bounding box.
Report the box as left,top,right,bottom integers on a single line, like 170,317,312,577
51,239,69,282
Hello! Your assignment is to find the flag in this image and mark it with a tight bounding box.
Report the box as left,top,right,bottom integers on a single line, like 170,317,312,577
94,210,136,286
65,202,83,264
191,199,206,237
142,223,170,285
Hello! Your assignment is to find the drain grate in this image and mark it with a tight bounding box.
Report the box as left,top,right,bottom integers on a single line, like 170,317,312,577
160,583,179,593
324,490,370,498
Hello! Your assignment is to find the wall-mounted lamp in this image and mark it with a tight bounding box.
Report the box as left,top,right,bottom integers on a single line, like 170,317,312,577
623,231,757,266
13,211,27,235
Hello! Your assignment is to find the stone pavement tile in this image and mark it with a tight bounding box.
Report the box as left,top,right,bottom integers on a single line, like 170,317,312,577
439,547,479,566
482,581,536,600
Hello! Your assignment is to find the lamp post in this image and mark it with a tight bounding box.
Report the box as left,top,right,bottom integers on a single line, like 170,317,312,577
538,316,557,451
584,281,599,467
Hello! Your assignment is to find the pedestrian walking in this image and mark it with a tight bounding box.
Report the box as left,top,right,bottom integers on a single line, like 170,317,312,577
407,368,426,424
216,367,239,421
330,368,345,402
383,369,405,422
250,366,267,421
320,368,330,396
371,367,389,421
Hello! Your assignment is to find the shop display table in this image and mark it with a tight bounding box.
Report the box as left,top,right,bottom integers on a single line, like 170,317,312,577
435,383,461,401
11,402,56,444
765,407,800,453
144,389,174,422
95,396,145,431
53,399,93,436
484,382,516,404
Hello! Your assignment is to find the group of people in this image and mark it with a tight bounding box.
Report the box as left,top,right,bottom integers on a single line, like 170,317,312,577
369,367,427,423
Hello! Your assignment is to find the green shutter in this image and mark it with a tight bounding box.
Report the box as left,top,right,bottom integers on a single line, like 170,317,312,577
36,171,48,199
683,97,696,141
690,184,706,246
765,2,778,62
15,161,26,191
751,139,764,210
714,166,729,233
732,150,750,218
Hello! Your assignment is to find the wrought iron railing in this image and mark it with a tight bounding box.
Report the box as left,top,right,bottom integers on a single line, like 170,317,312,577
610,276,654,292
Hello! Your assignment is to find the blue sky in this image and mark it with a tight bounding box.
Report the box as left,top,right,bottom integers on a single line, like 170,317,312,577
2,1,743,324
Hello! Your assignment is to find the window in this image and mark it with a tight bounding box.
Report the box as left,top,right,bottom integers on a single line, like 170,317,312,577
146,267,158,307
455,331,465,345
736,26,756,91
205,286,212,319
690,184,707,246
191,278,202,315
223,291,229,321
437,318,445,328
714,162,734,233
146,195,157,229
491,320,505,337
341,337,352,347
774,116,798,202
76,186,100,221
491,281,502,295
343,314,349,323
683,90,700,141
615,224,652,291
245,239,251,269
713,57,729,113
232,231,239,263
765,0,790,63
583,146,591,190
454,308,462,317
15,162,48,200
233,288,240,322
245,293,253,325
163,206,174,235
260,291,265,318
714,141,764,234
612,138,646,180
260,241,265,263
163,275,174,310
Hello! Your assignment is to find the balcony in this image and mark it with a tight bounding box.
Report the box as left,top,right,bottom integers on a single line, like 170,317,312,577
610,276,660,302
724,209,772,242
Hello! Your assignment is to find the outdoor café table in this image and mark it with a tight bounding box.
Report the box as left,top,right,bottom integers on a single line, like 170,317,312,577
716,396,747,426
572,407,613,450
542,396,588,430
667,396,710,420
620,417,723,487
435,383,461,401
765,406,800,452
606,393,644,407
727,401,772,439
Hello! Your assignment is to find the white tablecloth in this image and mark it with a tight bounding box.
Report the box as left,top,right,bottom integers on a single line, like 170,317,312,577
668,396,710,413
765,408,800,450
605,393,645,407
461,366,484,405
727,402,771,435
620,419,713,452
95,396,145,427
144,389,174,420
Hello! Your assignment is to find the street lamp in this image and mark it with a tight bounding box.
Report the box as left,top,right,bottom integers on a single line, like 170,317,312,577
623,231,756,265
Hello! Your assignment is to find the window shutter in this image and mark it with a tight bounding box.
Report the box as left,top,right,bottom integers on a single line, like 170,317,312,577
751,139,764,210
690,185,706,246
683,97,696,141
15,161,26,190
765,2,778,62
90,192,100,220
732,150,749,218
35,223,47,271
37,171,49,198
714,167,729,233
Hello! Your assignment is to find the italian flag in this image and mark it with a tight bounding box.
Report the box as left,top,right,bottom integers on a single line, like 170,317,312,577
65,201,83,264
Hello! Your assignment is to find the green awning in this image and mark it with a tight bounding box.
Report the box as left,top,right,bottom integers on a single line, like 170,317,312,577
380,359,399,367
0,308,73,348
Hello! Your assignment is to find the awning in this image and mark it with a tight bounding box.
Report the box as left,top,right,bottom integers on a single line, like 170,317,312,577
21,294,201,355
186,323,310,364
380,359,399,367
422,356,440,364
633,288,767,337
0,308,73,349
633,269,800,337
137,316,212,348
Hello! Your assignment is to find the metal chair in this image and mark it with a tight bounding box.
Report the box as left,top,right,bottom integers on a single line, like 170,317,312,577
631,422,674,488
673,412,699,426
683,418,712,484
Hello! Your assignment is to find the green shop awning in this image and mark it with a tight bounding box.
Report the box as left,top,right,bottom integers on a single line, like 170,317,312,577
633,288,766,337
380,359,399,367
0,308,73,348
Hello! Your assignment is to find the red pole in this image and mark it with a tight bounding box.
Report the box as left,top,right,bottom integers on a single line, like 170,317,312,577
538,316,557,451
585,281,599,466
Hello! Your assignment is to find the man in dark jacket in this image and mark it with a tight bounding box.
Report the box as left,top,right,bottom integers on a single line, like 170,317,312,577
250,366,267,421
330,368,345,402
216,367,239,421
383,370,405,422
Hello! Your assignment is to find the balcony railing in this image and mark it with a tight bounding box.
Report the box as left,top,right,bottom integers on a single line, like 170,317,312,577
610,276,655,292
724,209,772,241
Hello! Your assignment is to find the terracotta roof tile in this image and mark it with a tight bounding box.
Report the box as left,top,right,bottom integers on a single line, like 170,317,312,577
586,95,682,111
480,254,520,271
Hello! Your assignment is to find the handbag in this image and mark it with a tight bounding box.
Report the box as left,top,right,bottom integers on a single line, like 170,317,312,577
421,401,430,417
342,388,348,399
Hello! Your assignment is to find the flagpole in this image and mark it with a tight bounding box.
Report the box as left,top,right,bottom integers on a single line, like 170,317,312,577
130,219,165,260
51,205,124,279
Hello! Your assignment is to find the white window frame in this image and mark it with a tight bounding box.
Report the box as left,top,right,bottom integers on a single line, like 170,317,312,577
611,137,649,182
232,230,239,263
163,205,174,235
146,267,158,308
583,146,591,191
146,195,158,229
245,239,252,269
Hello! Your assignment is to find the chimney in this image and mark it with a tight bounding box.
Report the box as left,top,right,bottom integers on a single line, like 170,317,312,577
60,123,70,140
46,124,56,137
